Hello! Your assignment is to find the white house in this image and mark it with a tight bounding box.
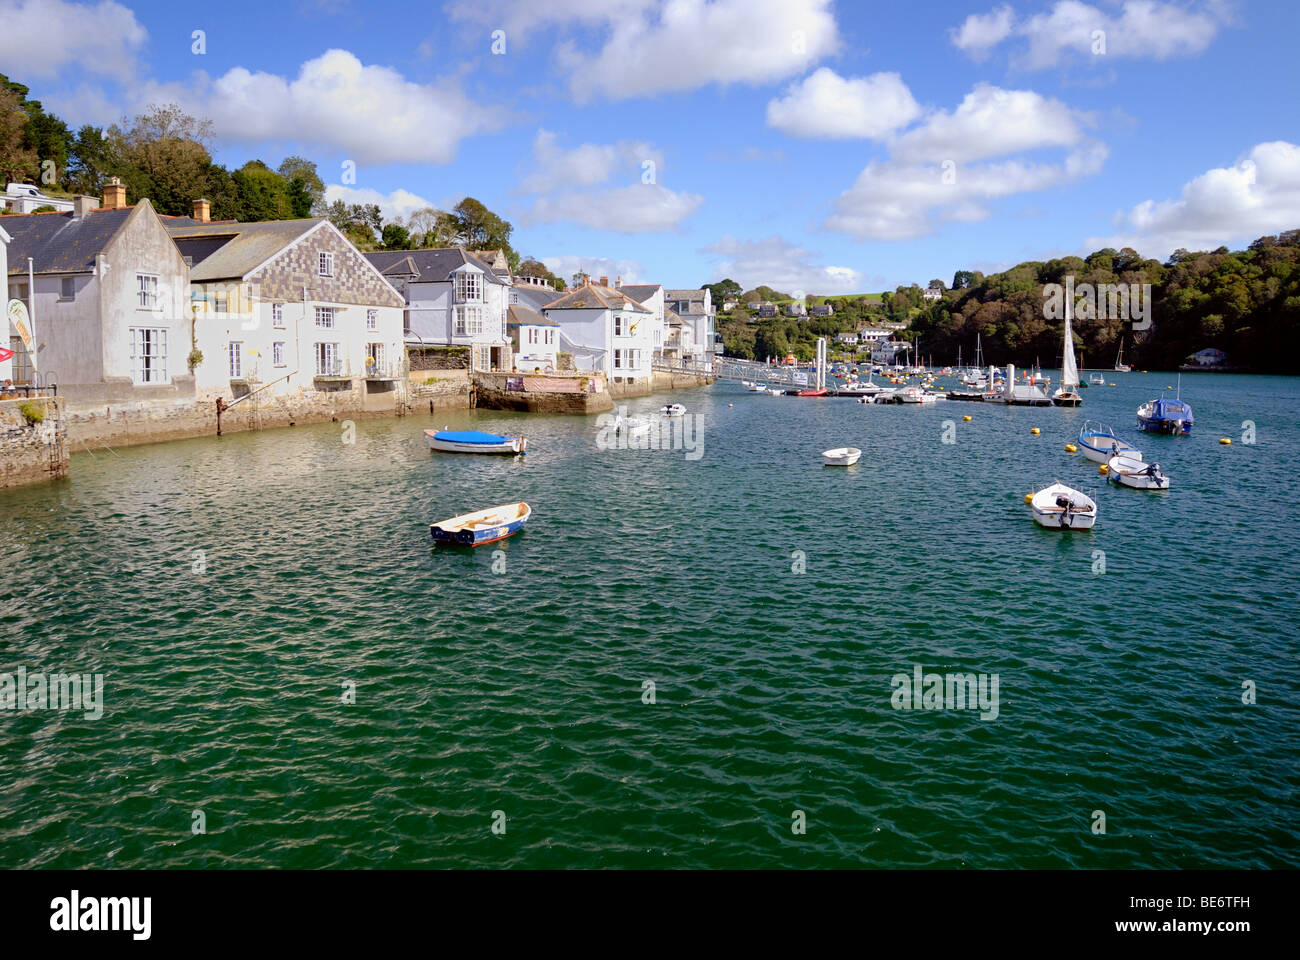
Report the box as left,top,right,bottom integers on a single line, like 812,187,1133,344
835,331,860,346
168,205,405,406
4,188,190,403
543,279,654,383
365,248,511,372
3,182,76,214
507,304,559,372
923,287,943,301
617,282,666,357
664,288,716,360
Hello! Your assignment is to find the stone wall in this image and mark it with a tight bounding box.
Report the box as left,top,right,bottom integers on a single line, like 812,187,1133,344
0,397,68,488
472,372,613,415
409,346,471,371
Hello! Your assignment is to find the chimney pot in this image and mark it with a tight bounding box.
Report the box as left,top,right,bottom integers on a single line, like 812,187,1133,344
102,176,126,210
193,198,211,223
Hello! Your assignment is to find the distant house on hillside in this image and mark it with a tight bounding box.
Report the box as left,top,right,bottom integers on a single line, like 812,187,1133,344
835,331,859,346
756,302,777,318
3,182,75,214
784,302,806,317
922,286,943,301
809,303,833,317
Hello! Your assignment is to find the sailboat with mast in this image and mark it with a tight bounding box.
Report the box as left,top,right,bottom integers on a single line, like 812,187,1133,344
1052,294,1082,406
1114,337,1132,373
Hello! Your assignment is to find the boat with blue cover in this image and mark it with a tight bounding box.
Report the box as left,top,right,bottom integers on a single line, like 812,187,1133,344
431,501,532,546
1137,396,1194,435
1078,420,1142,464
425,429,526,454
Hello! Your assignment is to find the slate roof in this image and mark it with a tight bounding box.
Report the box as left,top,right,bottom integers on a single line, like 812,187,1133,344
507,304,558,328
166,218,324,281
665,288,711,315
363,248,507,285
545,282,651,313
3,207,136,275
512,285,564,311
619,283,661,304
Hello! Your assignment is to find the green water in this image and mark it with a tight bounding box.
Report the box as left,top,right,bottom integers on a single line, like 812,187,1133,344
1,372,1297,868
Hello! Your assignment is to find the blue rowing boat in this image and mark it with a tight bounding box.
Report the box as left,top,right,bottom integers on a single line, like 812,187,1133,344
425,429,526,454
431,501,532,546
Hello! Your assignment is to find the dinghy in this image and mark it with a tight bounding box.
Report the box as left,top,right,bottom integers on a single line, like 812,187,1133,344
425,429,526,455
1107,455,1171,490
1029,483,1097,530
615,415,652,439
822,447,862,466
431,501,531,546
660,403,687,417
796,388,829,397
1077,421,1141,464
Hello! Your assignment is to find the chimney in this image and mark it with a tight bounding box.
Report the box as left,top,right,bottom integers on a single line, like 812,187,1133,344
102,176,126,210
616,276,621,287
192,198,211,223
73,195,97,218
599,275,609,287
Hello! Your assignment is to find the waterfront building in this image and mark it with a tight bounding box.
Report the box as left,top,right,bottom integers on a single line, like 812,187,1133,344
543,278,654,384
3,186,190,403
507,304,559,372
872,339,911,365
167,202,405,403
616,282,666,358
0,221,9,384
664,288,715,360
364,249,512,372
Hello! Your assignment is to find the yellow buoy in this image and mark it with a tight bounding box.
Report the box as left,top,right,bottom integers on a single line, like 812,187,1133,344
1099,464,1109,474
728,403,733,407
1065,443,1077,453
1024,493,1033,504
1031,427,1041,435
963,415,972,422
1220,437,1231,445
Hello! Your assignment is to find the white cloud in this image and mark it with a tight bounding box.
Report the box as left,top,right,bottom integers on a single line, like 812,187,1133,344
1090,141,1300,257
701,235,863,295
522,183,703,233
540,255,645,285
520,129,661,194
516,130,702,233
136,49,505,166
951,4,1016,59
893,84,1090,164
825,84,1106,241
766,69,922,140
0,0,146,81
322,185,436,223
951,1,1228,69
457,0,839,101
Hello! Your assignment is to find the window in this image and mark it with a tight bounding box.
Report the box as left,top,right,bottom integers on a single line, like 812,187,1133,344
129,327,168,384
60,277,75,301
366,342,385,372
454,270,481,302
613,349,624,369
318,252,334,277
272,303,284,328
273,342,285,367
614,314,625,336
455,305,483,336
510,291,518,304
137,274,159,309
9,336,32,383
546,329,554,345
215,294,227,314
182,255,194,267
228,341,243,379
8,281,28,302
315,307,335,329
314,342,340,376
366,309,377,330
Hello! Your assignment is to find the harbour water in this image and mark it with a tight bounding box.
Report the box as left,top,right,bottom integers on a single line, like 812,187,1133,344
1,372,1297,868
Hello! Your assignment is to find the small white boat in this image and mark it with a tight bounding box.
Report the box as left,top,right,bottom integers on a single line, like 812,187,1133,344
1107,455,1171,490
1030,483,1097,530
615,415,652,438
839,379,882,395
1078,421,1141,464
661,403,686,417
431,501,532,546
822,447,862,466
425,429,526,455
1089,373,1105,385
747,383,767,393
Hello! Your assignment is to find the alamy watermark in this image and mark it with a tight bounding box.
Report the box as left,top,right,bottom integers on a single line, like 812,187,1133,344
891,665,999,720
1043,275,1152,330
1,667,104,719
595,406,704,460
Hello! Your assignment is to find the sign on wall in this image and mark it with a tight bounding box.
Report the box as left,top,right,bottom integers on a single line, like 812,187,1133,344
7,299,35,372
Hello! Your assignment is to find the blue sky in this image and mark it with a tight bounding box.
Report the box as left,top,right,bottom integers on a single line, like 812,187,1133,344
6,0,1298,293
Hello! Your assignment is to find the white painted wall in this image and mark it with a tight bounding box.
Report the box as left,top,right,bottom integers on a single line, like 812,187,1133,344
0,224,9,384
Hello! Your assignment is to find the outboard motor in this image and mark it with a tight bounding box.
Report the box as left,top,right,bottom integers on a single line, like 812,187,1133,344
1055,495,1073,509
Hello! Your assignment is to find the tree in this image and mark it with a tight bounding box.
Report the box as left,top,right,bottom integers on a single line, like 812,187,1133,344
277,156,323,215
381,223,412,250
111,104,215,215
231,160,294,221
65,125,117,196
0,74,72,187
703,278,742,302
406,206,456,247
0,88,39,185
952,270,976,290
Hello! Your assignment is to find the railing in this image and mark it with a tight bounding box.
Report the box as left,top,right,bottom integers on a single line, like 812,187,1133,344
651,357,715,376
314,360,351,378
363,360,401,379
